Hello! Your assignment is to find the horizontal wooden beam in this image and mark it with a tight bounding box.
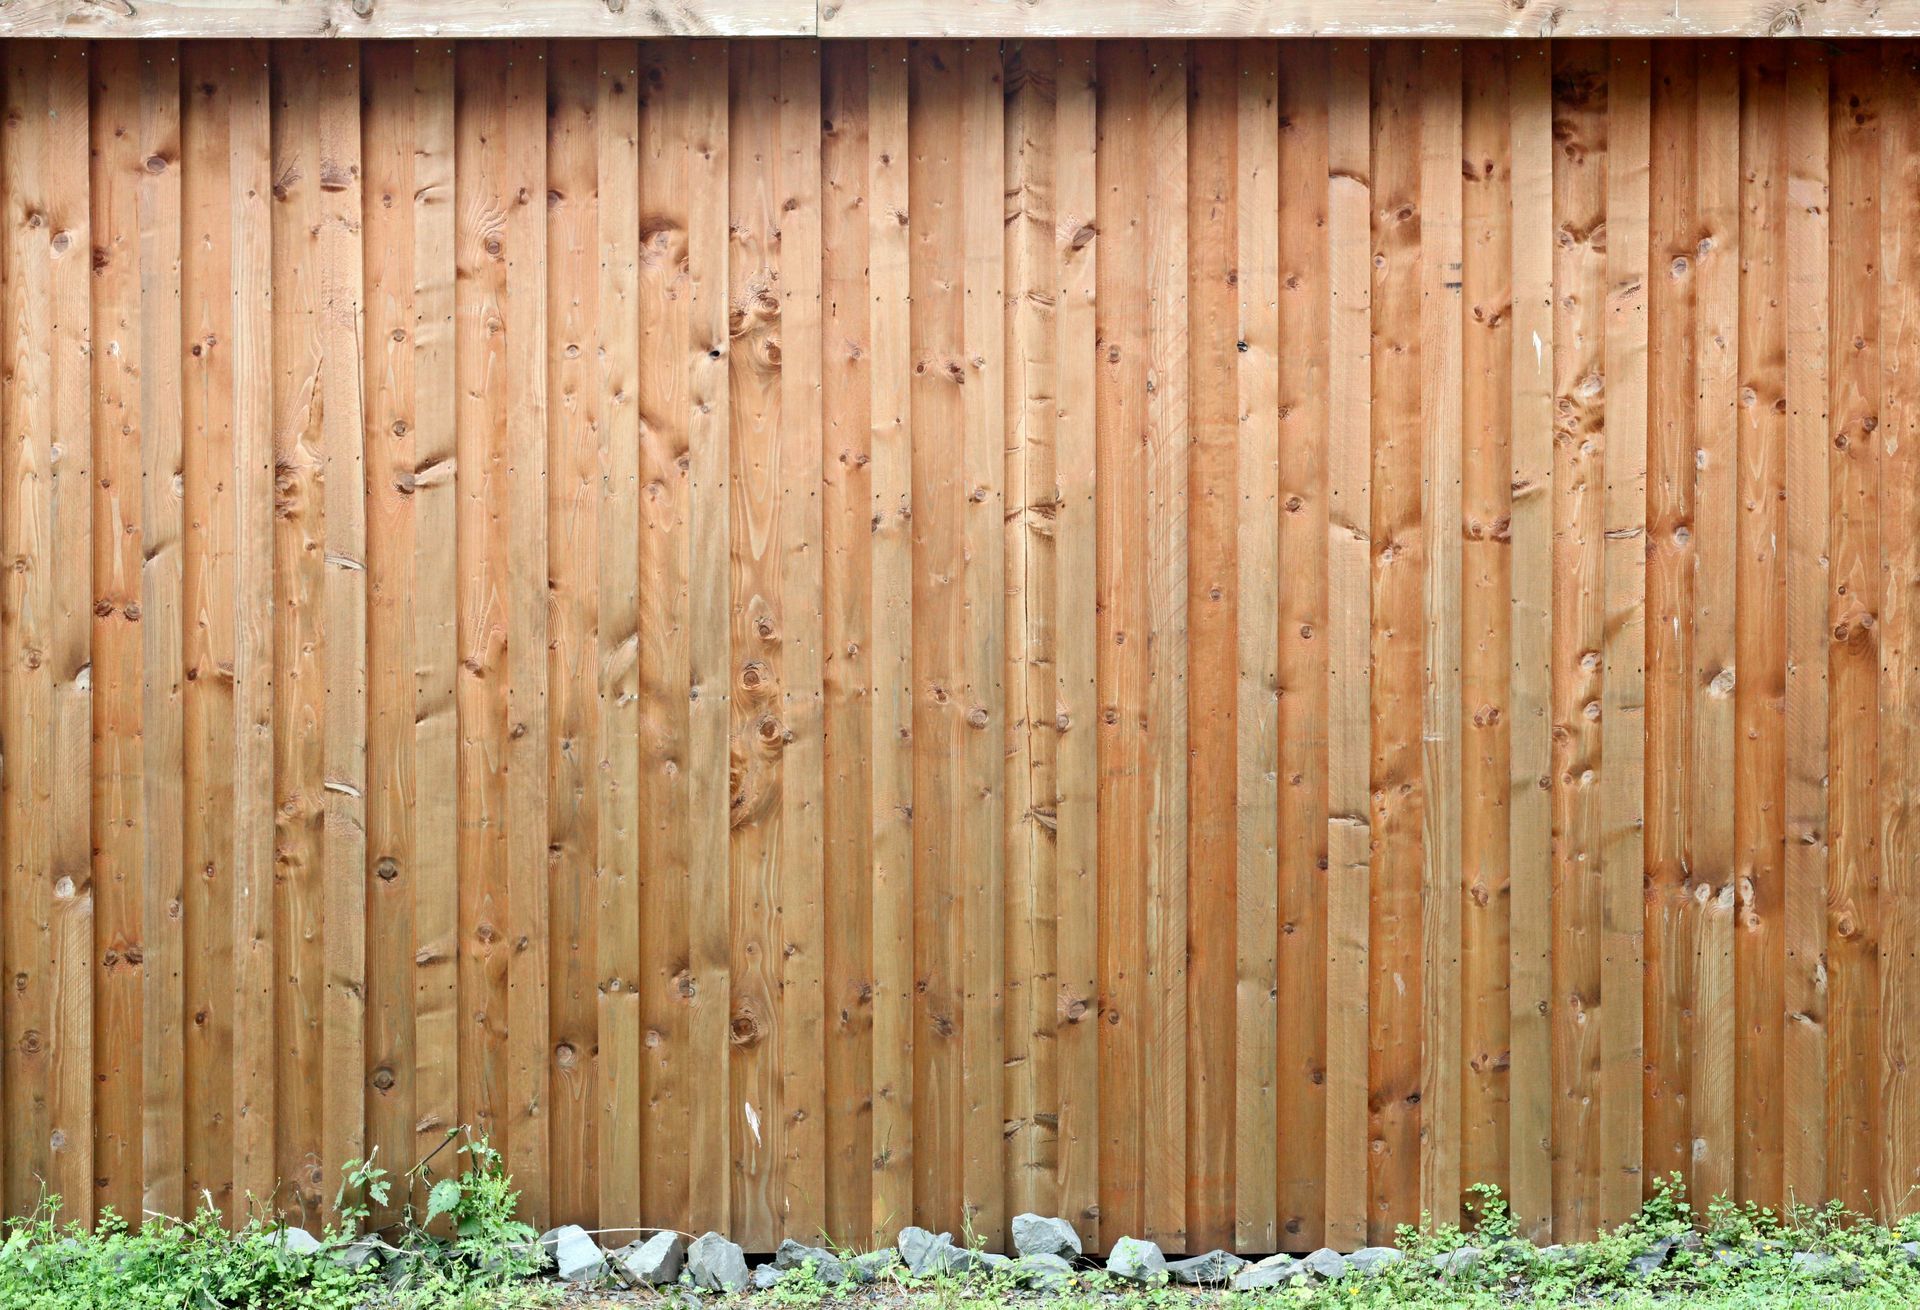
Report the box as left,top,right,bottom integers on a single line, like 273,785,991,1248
0,0,813,38
6,0,1920,42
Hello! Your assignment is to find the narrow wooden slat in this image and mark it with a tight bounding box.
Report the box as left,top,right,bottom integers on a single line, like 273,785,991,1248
1418,38,1463,1232
178,41,238,1216
822,38,875,1248
408,39,459,1177
1276,39,1330,1252
1459,38,1513,1205
595,35,642,1231
227,40,275,1220
1322,36,1371,1254
44,41,95,1226
1549,40,1606,1238
1140,38,1186,1255
1367,37,1424,1244
1182,37,1237,1254
1687,40,1741,1213
1051,36,1101,1252
865,34,914,1248
1231,38,1280,1255
1824,41,1879,1215
1504,38,1555,1243
728,38,788,1248
360,38,418,1223
1780,43,1830,1213
545,38,599,1228
1599,38,1649,1228
776,37,828,1243
1734,41,1788,1210
683,37,732,1238
1880,37,1920,1216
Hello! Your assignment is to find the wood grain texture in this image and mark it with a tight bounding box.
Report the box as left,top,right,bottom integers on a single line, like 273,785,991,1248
11,35,1920,1245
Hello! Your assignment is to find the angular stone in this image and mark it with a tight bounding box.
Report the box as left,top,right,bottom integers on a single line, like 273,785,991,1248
849,1250,900,1283
274,1227,323,1258
610,1232,688,1287
687,1232,750,1293
538,1225,608,1284
1166,1250,1247,1286
1014,1253,1078,1292
1230,1254,1303,1292
328,1236,395,1273
898,1226,952,1276
753,1264,783,1291
1012,1213,1084,1259
1104,1236,1167,1282
1299,1247,1349,1280
1433,1246,1482,1278
1903,1241,1920,1265
1628,1237,1675,1279
773,1239,847,1285
1537,1245,1578,1266
1346,1247,1404,1276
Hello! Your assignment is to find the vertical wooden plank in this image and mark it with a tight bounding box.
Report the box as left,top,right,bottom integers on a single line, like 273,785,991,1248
1322,37,1371,1255
683,37,732,1239
866,35,913,1248
728,38,788,1249
1419,39,1464,1232
545,38,599,1229
1182,37,1237,1255
409,39,459,1180
1643,39,1698,1195
137,40,186,1224
907,38,964,1238
2,42,56,1217
228,39,275,1220
91,41,157,1222
1094,40,1148,1246
1052,36,1100,1252
1734,41,1788,1211
499,40,549,1222
1276,40,1331,1253
1549,40,1606,1239
1880,37,1920,1216
1003,34,1055,1233
1781,43,1830,1215
822,39,874,1248
1505,39,1555,1244
777,37,828,1245
178,42,238,1217
453,37,512,1173
1140,39,1185,1255
1231,38,1279,1256
316,44,366,1224
44,41,95,1226
595,35,641,1231
1460,39,1513,1206
1688,40,1741,1213
360,38,417,1224
1825,41,1878,1216
1367,38,1424,1245
1600,39,1649,1228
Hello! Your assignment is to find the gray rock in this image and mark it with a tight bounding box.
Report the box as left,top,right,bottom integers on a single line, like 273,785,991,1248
849,1250,901,1283
898,1226,952,1276
753,1264,783,1292
924,1245,987,1277
1537,1244,1578,1266
1013,1253,1078,1292
1903,1241,1920,1265
1012,1213,1084,1259
687,1232,750,1293
1104,1236,1167,1282
1347,1247,1404,1276
610,1232,687,1287
1166,1250,1246,1286
274,1227,324,1258
1230,1254,1303,1292
773,1239,847,1285
1432,1246,1483,1278
538,1225,608,1284
1299,1247,1350,1280
1789,1251,1860,1285
329,1237,395,1273
1628,1237,1675,1279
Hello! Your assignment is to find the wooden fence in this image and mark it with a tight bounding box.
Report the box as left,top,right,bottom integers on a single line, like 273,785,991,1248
0,34,1915,1253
